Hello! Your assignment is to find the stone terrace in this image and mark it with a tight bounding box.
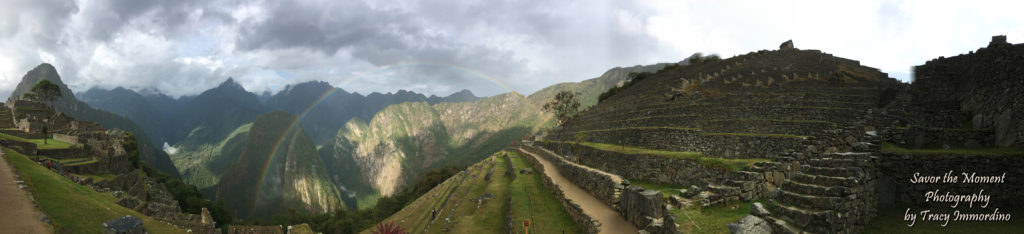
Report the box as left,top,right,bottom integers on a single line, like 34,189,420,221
550,48,899,160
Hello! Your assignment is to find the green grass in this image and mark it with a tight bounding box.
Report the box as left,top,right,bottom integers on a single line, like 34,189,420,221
3,148,185,234
0,132,75,149
881,143,1024,155
446,154,511,234
507,151,582,233
575,126,700,133
671,200,756,234
701,132,808,139
553,141,769,171
707,118,832,124
865,207,1022,233
629,180,689,199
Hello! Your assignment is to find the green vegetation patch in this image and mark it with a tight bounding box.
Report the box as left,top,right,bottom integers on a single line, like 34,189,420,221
671,200,757,234
576,126,700,134
553,141,768,171
865,207,1022,233
70,173,117,182
507,151,582,233
701,132,808,139
707,118,832,124
0,132,75,149
881,143,1024,155
3,148,183,234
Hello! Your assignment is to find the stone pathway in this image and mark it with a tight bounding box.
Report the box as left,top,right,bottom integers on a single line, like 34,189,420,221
0,150,51,233
520,150,637,234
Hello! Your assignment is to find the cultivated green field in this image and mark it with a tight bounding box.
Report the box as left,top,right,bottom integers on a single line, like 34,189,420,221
0,132,75,149
3,148,185,234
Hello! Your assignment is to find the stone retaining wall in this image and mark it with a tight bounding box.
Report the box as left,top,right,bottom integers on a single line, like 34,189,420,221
521,145,621,208
516,148,602,234
883,127,994,149
619,186,678,234
541,141,769,198
875,153,1024,208
36,148,87,159
52,133,79,145
551,129,806,159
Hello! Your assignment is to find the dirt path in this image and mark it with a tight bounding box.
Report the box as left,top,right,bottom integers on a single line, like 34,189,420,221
520,149,638,234
0,151,51,233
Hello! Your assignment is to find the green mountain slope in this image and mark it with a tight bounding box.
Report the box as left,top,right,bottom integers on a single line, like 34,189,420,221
328,93,541,198
215,111,342,220
367,151,580,233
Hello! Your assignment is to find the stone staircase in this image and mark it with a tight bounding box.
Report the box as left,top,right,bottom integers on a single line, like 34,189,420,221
758,152,877,234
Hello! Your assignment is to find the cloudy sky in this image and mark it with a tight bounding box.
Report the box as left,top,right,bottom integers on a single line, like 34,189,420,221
0,0,1021,99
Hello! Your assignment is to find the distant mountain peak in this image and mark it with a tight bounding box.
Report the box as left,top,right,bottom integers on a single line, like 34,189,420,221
217,77,246,91
448,89,475,97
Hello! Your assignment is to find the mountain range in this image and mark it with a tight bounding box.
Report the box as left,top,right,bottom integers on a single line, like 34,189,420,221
22,61,676,220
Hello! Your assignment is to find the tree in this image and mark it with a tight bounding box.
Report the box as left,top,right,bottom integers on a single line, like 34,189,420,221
23,80,62,104
542,90,581,126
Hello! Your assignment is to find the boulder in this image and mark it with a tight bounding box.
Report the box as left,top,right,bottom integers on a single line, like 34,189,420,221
751,202,770,216
728,215,772,234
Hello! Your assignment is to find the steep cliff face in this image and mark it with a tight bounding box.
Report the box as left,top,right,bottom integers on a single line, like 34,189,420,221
216,111,342,220
334,102,448,196
330,93,540,197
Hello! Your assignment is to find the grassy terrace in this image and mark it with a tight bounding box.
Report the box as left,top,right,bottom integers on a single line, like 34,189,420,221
0,132,75,149
701,132,808,139
575,126,699,133
506,151,581,233
549,141,768,171
881,143,1024,155
672,200,759,234
3,148,184,234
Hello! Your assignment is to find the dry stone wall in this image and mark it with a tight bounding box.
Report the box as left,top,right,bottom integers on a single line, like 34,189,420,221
520,145,620,209
516,148,602,234
912,35,1024,147
883,127,994,149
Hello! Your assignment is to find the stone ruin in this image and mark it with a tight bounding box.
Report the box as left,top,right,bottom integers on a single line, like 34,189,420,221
533,36,1023,234
102,215,146,234
779,40,794,50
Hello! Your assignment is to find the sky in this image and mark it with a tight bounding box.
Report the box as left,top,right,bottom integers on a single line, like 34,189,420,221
0,0,1022,99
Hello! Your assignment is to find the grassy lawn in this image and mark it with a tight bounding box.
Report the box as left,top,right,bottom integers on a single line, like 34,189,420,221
554,141,769,171
3,148,185,234
701,132,808,139
575,126,700,133
881,143,1024,155
707,118,832,124
0,132,75,149
629,180,689,199
671,200,755,234
865,207,1022,233
446,154,510,234
507,151,582,234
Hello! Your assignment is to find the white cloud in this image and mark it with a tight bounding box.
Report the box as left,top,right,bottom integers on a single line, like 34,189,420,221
0,0,1022,99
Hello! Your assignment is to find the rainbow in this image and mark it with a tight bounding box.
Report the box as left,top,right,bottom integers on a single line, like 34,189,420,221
247,61,548,214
